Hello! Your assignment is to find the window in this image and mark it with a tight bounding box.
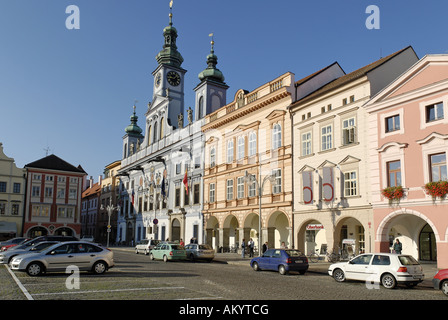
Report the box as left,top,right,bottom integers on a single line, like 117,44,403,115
193,184,200,204
210,148,216,168
184,187,189,206
301,132,312,156
32,186,40,197
237,136,245,160
0,182,6,193
273,169,282,194
209,183,215,203
198,97,204,120
226,180,234,200
385,115,400,132
69,189,77,199
11,203,19,216
430,153,447,182
249,132,257,156
387,161,401,187
426,102,444,122
175,188,181,207
13,183,21,193
57,188,65,199
372,255,391,266
249,181,256,197
0,202,5,215
227,140,234,163
176,163,181,175
342,118,356,145
45,175,53,181
272,124,282,149
237,177,245,199
321,125,332,151
45,187,53,198
344,171,357,197
153,121,158,142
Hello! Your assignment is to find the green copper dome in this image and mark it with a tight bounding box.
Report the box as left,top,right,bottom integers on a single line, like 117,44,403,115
125,107,143,135
198,41,225,83
155,13,184,68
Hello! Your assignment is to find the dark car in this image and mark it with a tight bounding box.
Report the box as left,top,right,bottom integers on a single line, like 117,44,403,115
19,236,79,249
250,249,309,275
433,269,448,296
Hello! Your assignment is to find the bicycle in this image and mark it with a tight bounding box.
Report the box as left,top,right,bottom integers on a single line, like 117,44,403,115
308,249,320,263
325,249,341,263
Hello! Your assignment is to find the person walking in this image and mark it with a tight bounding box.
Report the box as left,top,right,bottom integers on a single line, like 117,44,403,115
248,238,254,257
262,242,268,253
393,239,402,254
241,239,246,258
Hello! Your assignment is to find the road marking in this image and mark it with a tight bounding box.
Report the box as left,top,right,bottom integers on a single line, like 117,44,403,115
5,265,34,300
32,286,185,296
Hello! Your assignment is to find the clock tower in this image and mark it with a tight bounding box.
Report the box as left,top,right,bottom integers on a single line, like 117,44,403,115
150,5,186,130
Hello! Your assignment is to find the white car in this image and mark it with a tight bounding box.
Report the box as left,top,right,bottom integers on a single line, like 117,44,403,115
328,253,424,289
135,239,161,255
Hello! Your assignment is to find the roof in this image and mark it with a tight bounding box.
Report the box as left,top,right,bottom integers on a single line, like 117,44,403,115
82,182,101,198
25,154,86,174
293,46,415,105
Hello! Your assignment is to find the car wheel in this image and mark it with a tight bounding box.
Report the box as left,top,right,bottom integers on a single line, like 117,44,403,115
144,249,149,255
381,273,397,289
279,265,288,275
441,280,448,296
333,268,345,282
92,261,108,274
189,253,195,261
135,248,139,254
149,253,154,260
163,255,168,262
26,262,44,276
252,262,260,271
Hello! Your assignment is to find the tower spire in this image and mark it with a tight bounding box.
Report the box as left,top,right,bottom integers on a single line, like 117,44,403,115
198,33,226,84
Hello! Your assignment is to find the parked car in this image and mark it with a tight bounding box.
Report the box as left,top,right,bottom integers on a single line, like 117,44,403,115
250,249,309,275
185,243,214,262
80,236,95,242
135,239,161,255
10,241,114,276
19,235,79,249
0,237,29,251
328,253,424,289
0,241,59,264
433,269,448,296
149,242,186,262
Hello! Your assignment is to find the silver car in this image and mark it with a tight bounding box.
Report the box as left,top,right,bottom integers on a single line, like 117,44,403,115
185,244,215,262
0,241,59,264
10,241,114,276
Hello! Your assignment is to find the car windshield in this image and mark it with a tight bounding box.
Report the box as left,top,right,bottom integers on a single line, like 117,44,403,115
198,245,212,250
285,250,303,257
399,255,420,265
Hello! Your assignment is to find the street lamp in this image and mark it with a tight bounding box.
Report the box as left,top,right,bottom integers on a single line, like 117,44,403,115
100,198,120,248
244,170,276,256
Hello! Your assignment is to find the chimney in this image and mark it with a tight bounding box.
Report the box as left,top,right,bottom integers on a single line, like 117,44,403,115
89,176,93,188
98,175,102,186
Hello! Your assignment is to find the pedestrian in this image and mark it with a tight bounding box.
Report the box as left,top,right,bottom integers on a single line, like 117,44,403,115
280,241,287,249
262,242,268,253
393,239,402,254
180,238,184,246
241,239,246,258
248,238,254,257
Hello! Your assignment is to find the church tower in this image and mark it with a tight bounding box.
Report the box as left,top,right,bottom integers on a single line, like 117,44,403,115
122,105,144,159
194,36,229,120
149,3,186,130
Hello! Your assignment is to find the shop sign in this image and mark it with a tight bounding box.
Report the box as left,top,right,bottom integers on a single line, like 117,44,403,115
306,224,324,230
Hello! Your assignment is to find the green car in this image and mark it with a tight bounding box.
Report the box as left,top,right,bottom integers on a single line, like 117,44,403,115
149,242,187,262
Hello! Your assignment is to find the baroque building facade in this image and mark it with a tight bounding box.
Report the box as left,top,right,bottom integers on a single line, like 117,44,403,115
117,7,228,244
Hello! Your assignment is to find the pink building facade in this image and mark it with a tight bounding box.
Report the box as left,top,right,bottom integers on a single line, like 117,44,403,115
366,55,448,268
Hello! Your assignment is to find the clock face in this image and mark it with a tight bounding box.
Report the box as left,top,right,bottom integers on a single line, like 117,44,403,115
167,71,181,86
155,73,161,87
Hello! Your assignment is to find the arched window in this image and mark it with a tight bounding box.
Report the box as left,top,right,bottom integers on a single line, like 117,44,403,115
148,125,152,144
153,121,158,142
249,132,257,156
160,117,165,139
198,96,204,120
123,143,128,158
272,123,282,149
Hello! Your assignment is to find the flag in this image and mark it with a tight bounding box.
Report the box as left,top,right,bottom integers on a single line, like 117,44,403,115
183,169,188,195
131,189,135,205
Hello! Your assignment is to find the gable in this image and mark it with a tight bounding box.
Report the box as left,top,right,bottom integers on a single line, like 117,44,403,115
389,64,448,98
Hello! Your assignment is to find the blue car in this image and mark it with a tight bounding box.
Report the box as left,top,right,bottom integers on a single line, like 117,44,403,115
250,249,308,275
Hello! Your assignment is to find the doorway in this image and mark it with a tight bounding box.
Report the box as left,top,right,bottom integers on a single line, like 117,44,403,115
419,224,436,261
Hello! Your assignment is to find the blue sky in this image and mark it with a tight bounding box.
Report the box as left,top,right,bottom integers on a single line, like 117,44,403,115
1,0,447,180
